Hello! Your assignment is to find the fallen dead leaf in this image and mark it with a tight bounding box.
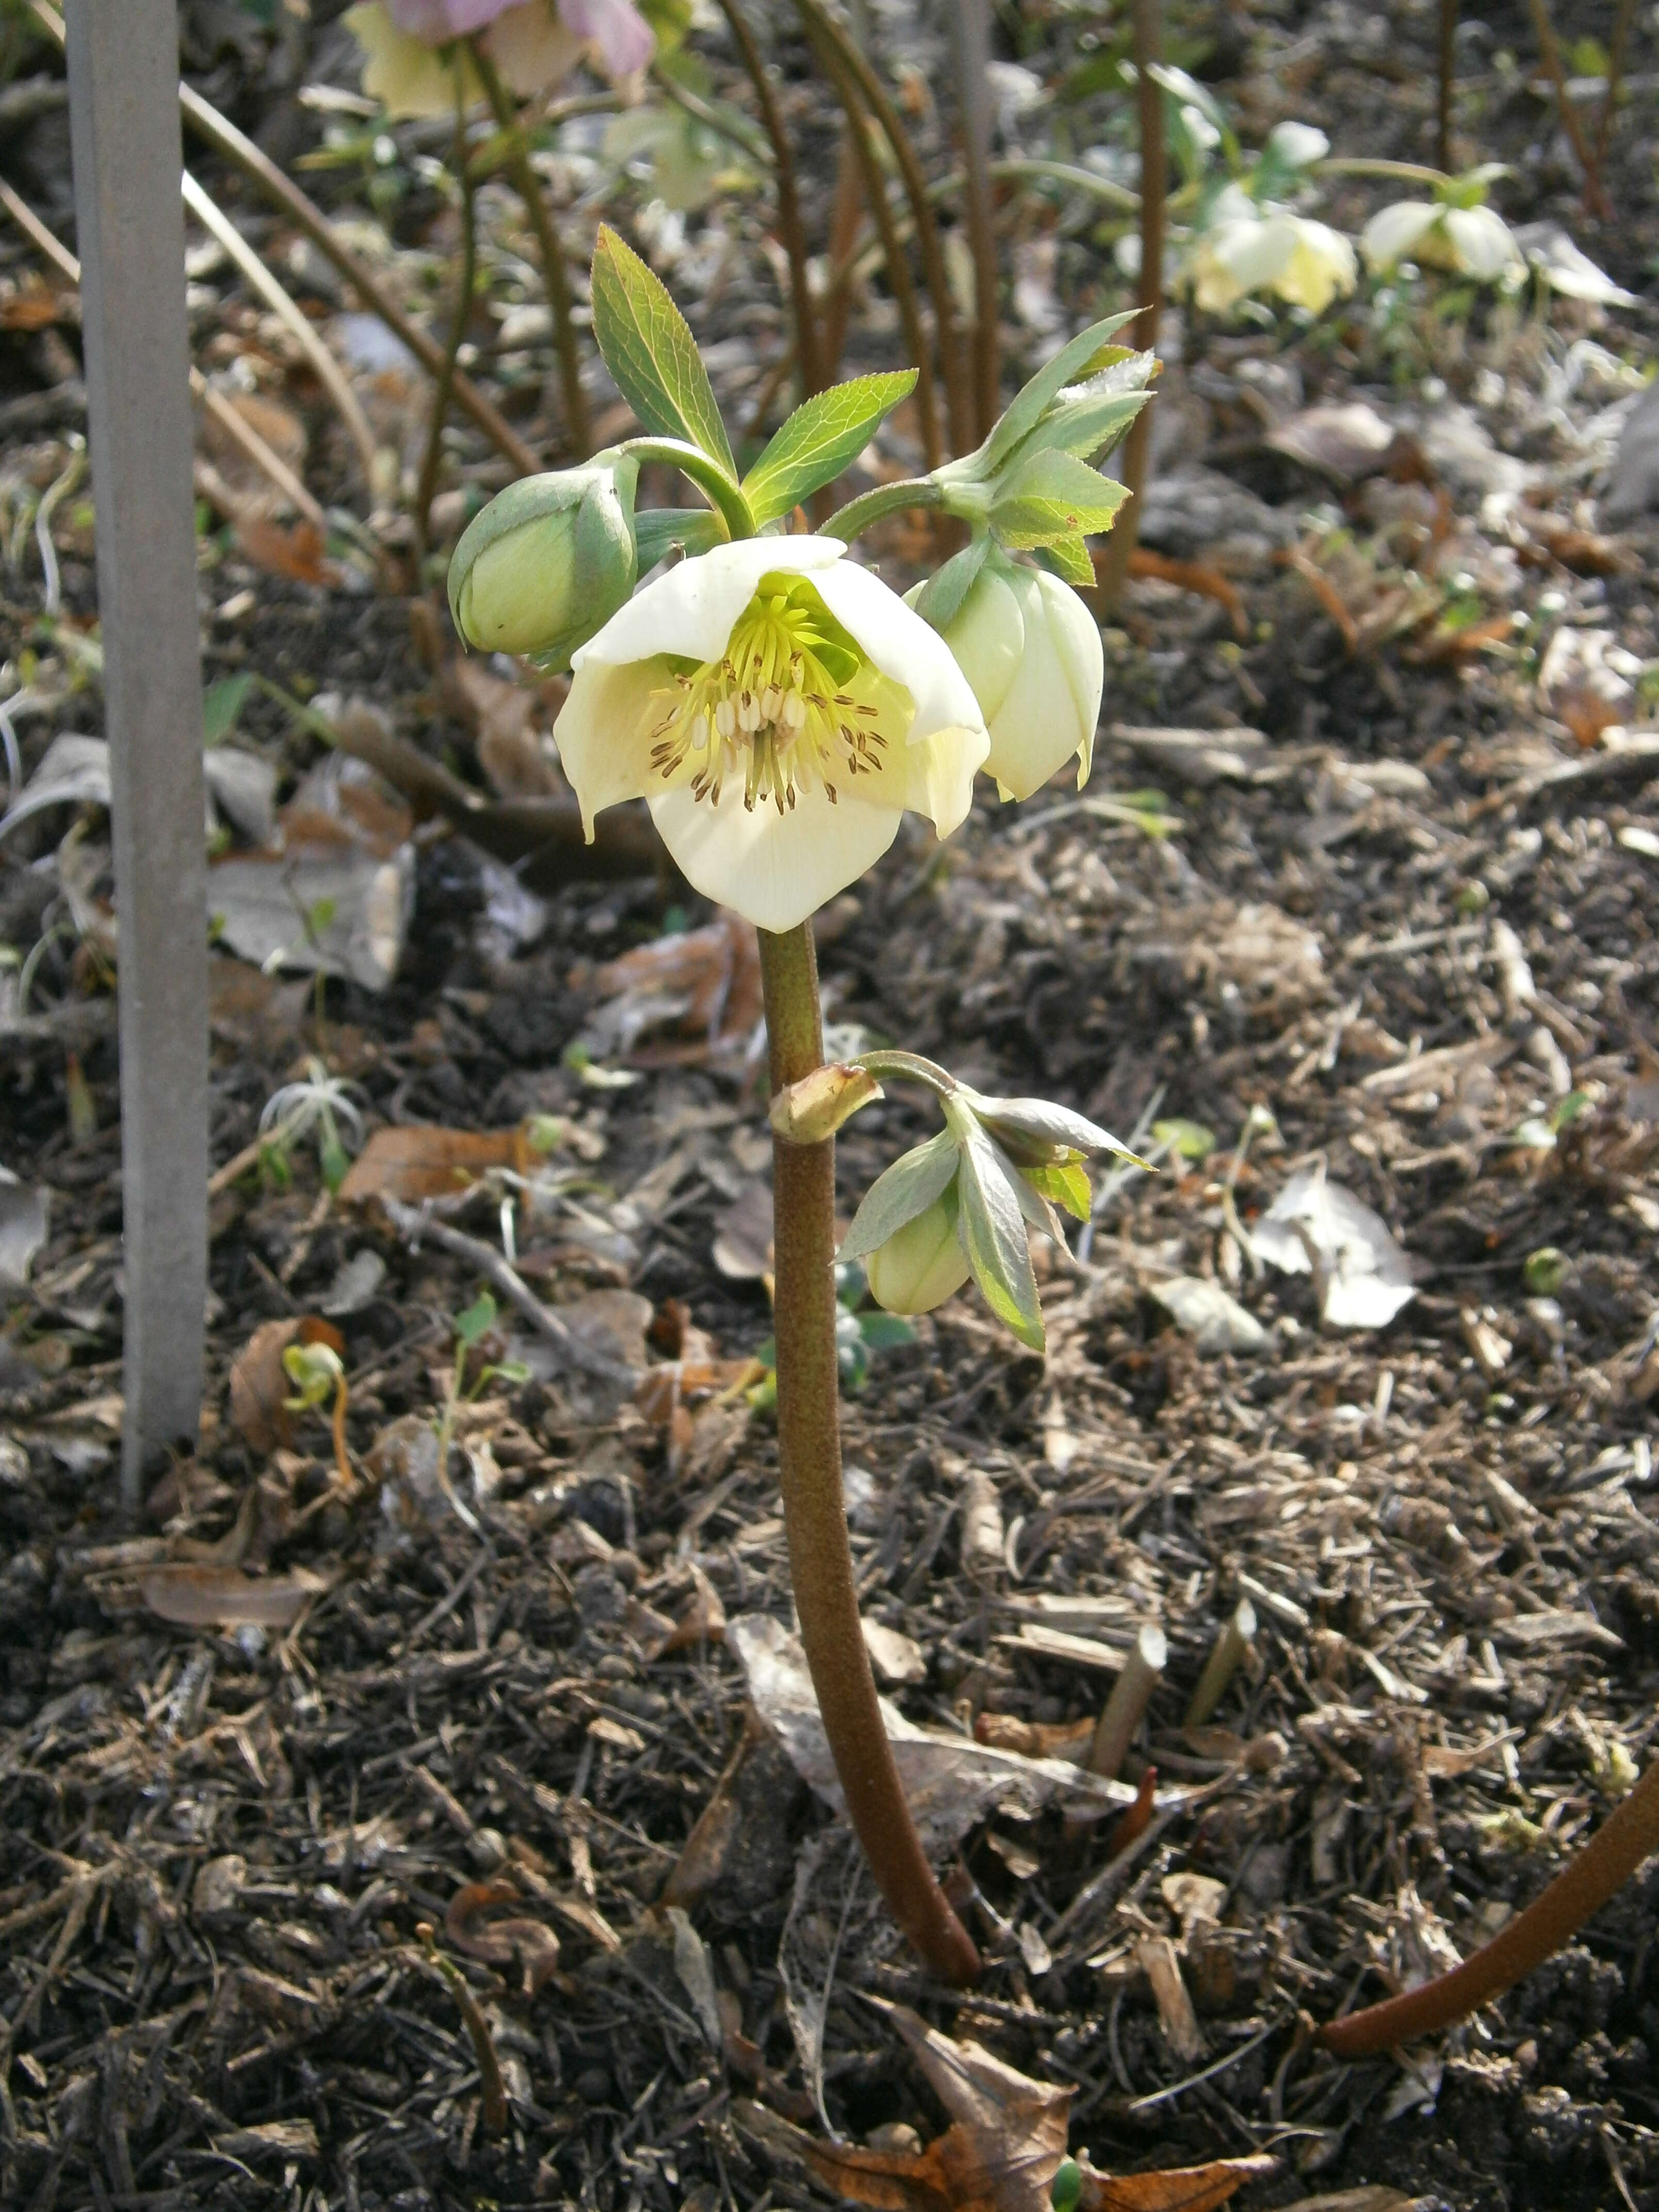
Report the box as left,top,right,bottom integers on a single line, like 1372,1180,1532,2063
227,1315,345,1455
444,1877,561,1997
339,1123,534,1206
139,1563,328,1630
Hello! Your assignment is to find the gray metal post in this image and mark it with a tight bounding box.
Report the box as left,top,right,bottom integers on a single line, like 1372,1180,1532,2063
66,0,207,1501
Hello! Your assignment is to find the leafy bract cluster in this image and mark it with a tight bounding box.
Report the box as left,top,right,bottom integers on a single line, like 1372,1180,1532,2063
776,1052,1146,1356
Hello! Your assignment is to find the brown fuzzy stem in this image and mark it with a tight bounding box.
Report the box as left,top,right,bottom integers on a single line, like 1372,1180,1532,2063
1322,1756,1659,2057
759,923,979,1987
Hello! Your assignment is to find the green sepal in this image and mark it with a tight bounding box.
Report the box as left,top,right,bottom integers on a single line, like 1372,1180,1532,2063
959,308,1143,485
1023,1160,1093,1222
952,1112,1045,1353
839,1130,961,1265
910,534,993,630
632,507,728,570
1036,533,1098,586
742,371,917,526
590,225,737,477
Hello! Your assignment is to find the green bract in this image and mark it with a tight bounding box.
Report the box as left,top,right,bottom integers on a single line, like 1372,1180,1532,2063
449,454,640,666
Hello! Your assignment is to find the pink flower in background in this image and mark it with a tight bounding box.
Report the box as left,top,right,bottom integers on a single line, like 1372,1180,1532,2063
350,0,655,115
559,0,655,77
384,0,515,38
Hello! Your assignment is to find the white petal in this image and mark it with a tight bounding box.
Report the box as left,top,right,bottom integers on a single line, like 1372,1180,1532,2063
649,782,901,933
903,722,990,835
1267,120,1328,168
1031,570,1103,753
554,658,664,835
1444,205,1522,282
574,536,844,671
932,563,1024,725
810,558,985,745
1361,200,1440,272
347,2,466,115
1279,219,1356,312
486,2,584,95
980,568,1098,802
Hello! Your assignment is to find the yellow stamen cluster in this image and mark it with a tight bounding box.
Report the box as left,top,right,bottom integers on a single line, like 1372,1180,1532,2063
645,579,908,815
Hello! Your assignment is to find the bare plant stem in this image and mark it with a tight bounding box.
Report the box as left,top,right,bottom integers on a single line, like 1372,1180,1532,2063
1094,0,1164,610
1437,0,1457,172
416,91,480,560
1090,1622,1167,1780
1184,1599,1255,1728
1597,0,1636,167
1323,1756,1659,2057
759,922,979,1987
949,0,999,443
716,0,822,398
1526,0,1613,221
470,40,592,456
803,18,943,471
795,0,969,455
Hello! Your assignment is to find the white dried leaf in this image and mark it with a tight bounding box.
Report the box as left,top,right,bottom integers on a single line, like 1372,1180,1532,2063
1253,1164,1418,1328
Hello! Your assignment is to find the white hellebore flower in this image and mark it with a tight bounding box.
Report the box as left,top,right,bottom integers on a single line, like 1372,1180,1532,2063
1189,183,1357,316
912,555,1103,802
1362,199,1523,285
556,538,989,934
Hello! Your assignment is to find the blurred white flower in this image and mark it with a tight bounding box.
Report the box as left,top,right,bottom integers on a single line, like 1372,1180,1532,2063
346,0,651,118
1188,183,1357,315
1362,198,1524,284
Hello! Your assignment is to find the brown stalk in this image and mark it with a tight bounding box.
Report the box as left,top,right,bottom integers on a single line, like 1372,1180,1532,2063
1094,0,1164,609
1437,0,1457,173
948,0,999,442
802,16,943,471
25,0,541,477
715,0,822,396
1597,0,1636,168
759,922,978,1987
416,88,481,558
469,40,591,456
1322,1756,1659,2057
818,129,866,380
1526,0,1613,221
795,0,970,455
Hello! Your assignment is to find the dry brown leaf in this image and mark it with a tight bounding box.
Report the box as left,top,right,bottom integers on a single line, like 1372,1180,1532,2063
339,1123,533,1206
589,910,763,1063
227,1315,344,1455
444,1877,561,1996
233,515,338,587
442,657,565,799
139,1563,326,1630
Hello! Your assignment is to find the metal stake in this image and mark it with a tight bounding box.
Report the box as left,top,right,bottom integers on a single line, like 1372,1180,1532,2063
66,0,207,1502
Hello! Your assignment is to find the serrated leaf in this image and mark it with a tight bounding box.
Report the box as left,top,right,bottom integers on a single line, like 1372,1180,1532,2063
992,449,1131,549
839,1131,961,1264
742,371,916,526
1022,1161,1093,1221
632,507,726,570
978,309,1143,479
591,225,736,476
1037,533,1098,585
955,1119,1044,1352
912,534,991,629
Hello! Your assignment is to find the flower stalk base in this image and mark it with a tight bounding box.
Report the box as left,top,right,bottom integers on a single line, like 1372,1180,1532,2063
759,922,980,1988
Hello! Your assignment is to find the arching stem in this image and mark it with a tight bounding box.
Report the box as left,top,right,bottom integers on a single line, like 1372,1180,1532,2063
759,922,980,1988
1322,1756,1659,2057
715,0,822,398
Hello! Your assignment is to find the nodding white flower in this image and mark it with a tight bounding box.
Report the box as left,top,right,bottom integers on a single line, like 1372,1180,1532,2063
1362,199,1523,285
913,552,1103,803
1188,184,1357,316
555,538,989,934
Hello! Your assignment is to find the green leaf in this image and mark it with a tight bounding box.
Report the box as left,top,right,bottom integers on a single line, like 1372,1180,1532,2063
992,449,1130,550
1036,533,1097,586
1023,1160,1092,1222
954,1117,1044,1352
202,672,253,747
632,507,727,571
1152,1117,1216,1162
590,225,736,476
975,308,1143,480
839,1131,961,1264
639,0,693,52
857,1312,918,1352
455,1291,497,1347
911,533,991,629
742,371,917,527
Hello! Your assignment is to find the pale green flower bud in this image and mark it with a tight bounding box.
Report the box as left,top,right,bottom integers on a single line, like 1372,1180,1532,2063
449,454,639,666
865,1188,971,1317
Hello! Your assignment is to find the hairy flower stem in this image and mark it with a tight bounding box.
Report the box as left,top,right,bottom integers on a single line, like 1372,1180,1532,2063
759,922,980,1987
1322,1755,1659,2057
470,41,592,456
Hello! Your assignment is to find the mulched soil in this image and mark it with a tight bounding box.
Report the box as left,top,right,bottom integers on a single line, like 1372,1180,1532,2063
4,3,1659,2209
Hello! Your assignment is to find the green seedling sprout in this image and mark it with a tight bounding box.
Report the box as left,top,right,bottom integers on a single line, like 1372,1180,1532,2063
258,1058,366,1193
282,1338,353,1491
430,1291,529,1532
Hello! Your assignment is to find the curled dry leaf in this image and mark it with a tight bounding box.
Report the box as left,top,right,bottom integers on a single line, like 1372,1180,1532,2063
444,1878,561,1997
139,1562,329,1630
585,910,763,1065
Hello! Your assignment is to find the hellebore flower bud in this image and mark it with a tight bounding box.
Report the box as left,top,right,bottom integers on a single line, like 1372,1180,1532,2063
912,550,1103,802
449,453,639,665
865,1190,971,1316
